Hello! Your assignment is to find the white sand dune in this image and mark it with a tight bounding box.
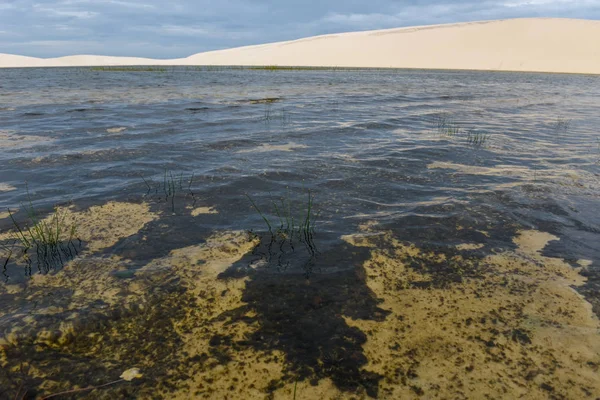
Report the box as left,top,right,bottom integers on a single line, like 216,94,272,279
2,18,600,74
0,53,165,68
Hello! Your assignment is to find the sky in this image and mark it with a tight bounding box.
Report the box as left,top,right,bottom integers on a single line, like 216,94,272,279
0,0,599,58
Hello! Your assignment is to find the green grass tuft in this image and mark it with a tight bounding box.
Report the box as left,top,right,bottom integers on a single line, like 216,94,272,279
466,129,489,146
246,189,318,243
432,112,461,137
140,169,196,213
6,185,79,273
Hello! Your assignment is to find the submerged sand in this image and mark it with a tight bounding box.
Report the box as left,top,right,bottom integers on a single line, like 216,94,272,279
342,229,600,399
1,18,600,74
1,199,599,399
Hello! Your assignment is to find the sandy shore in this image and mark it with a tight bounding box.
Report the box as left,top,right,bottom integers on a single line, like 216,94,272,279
1,18,600,74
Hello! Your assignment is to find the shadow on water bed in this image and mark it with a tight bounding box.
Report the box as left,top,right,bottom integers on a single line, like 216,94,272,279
215,240,388,398
1,198,600,399
0,211,388,399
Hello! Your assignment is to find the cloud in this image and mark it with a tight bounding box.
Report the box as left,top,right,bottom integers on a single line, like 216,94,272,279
34,7,98,19
503,0,599,6
81,0,156,9
156,24,255,40
0,0,598,58
322,13,405,27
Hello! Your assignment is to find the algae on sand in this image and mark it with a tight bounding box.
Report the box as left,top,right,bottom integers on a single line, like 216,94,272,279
2,198,600,400
0,201,159,276
0,229,260,399
342,228,600,399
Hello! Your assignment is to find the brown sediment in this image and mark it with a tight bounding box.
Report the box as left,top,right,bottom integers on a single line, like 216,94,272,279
0,201,157,251
427,161,598,191
0,201,158,289
248,97,282,104
0,228,383,399
144,232,290,399
237,142,308,153
455,243,485,251
2,217,599,399
61,202,158,253
0,201,159,297
341,229,600,399
106,127,127,133
188,206,218,217
427,161,529,176
0,229,260,399
0,201,158,290
0,183,16,192
0,130,52,149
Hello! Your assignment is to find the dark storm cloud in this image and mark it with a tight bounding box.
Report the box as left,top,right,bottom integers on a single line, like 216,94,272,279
0,0,598,58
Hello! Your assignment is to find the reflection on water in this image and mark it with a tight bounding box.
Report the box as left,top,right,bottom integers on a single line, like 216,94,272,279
0,68,599,399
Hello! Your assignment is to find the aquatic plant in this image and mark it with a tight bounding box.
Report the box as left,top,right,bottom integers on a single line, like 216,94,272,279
263,104,292,127
245,189,319,276
551,116,571,134
249,97,281,104
179,65,388,72
466,129,489,146
280,107,292,127
141,169,196,212
1,241,16,282
246,189,316,239
252,65,296,71
6,186,79,273
263,103,274,123
329,100,340,114
248,65,342,71
432,112,461,137
532,159,540,183
245,189,318,271
430,112,490,147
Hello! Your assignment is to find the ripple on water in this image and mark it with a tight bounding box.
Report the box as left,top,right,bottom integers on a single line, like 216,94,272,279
0,68,599,398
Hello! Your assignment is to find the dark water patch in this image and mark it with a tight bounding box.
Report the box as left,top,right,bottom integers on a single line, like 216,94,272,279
438,94,476,101
67,108,104,113
99,212,210,265
10,148,149,169
380,200,521,253
246,97,282,104
578,263,600,318
519,101,558,109
185,107,210,113
354,121,397,130
203,138,257,151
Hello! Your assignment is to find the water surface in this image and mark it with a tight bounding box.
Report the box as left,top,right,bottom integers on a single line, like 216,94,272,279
1,68,599,399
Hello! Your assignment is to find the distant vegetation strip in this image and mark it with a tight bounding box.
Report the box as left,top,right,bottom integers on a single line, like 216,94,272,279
90,66,168,72
87,65,407,72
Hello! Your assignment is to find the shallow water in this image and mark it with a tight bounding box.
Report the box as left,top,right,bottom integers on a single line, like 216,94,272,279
0,68,599,399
